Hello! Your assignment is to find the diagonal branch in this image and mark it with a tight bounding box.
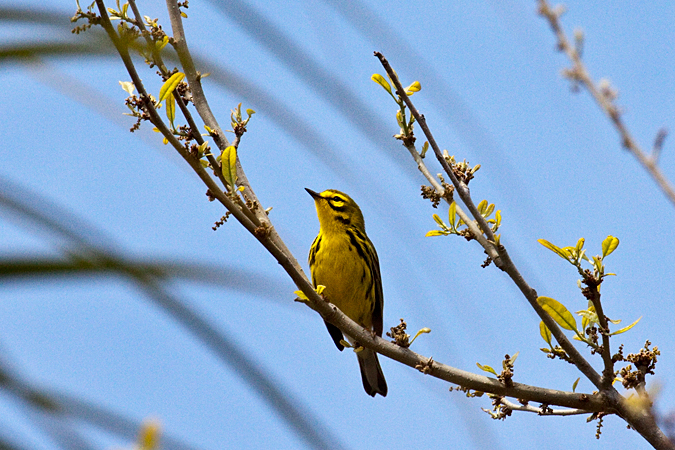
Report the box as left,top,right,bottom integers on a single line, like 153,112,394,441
375,50,604,390
537,0,675,207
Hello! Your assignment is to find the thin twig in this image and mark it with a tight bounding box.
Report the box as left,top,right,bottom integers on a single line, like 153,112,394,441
499,398,589,416
583,277,614,388
378,53,500,263
163,0,310,283
126,0,264,229
164,1,260,214
537,0,675,208
127,0,228,188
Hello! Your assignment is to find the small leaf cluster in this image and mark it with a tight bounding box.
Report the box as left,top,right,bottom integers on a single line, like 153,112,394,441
387,319,410,347
294,285,326,303
426,200,501,240
449,385,485,398
482,396,512,421
477,352,519,388
229,103,256,138
105,1,172,67
536,237,642,362
538,235,619,281
617,341,660,390
371,73,421,147
538,298,640,353
443,151,481,185
118,81,161,132
71,0,100,34
386,319,431,349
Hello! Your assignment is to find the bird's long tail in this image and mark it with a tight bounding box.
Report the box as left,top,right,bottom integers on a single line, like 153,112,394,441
357,348,387,397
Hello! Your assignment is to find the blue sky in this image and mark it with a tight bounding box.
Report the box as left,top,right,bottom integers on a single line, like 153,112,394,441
1,0,674,448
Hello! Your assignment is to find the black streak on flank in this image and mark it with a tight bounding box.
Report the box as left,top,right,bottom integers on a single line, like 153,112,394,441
309,235,321,266
346,228,368,264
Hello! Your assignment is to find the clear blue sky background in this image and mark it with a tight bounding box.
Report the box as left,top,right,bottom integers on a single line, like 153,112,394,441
1,0,674,449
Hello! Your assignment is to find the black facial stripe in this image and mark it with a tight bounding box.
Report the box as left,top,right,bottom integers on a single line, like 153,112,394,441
335,215,350,225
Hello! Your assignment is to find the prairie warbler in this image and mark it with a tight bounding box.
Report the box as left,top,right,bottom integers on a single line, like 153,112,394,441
306,188,387,397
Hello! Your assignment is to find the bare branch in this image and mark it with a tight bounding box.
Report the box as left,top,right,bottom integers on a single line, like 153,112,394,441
537,0,675,207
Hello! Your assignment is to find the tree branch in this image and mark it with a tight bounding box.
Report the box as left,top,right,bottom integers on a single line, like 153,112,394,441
375,51,604,390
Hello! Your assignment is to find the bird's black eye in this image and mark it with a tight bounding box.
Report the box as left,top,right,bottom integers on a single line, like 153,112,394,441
333,196,341,202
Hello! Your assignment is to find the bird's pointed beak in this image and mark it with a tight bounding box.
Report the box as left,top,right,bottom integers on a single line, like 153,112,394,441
305,188,321,199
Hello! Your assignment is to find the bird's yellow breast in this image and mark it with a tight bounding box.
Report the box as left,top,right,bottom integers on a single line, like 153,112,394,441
310,231,375,330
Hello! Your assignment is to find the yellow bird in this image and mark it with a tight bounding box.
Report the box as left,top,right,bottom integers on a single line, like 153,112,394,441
306,188,387,397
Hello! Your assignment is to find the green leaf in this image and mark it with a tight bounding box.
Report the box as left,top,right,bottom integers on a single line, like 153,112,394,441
576,237,585,252
602,235,619,257
477,199,488,214
539,321,552,346
371,73,393,96
156,35,169,51
476,363,498,376
508,352,519,366
448,201,457,230
425,230,447,237
159,72,185,103
197,141,209,156
421,141,429,158
609,316,642,336
119,80,135,94
166,92,176,124
538,239,571,261
484,203,495,218
572,377,580,392
405,80,421,95
537,296,578,331
221,145,238,187
561,246,575,259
